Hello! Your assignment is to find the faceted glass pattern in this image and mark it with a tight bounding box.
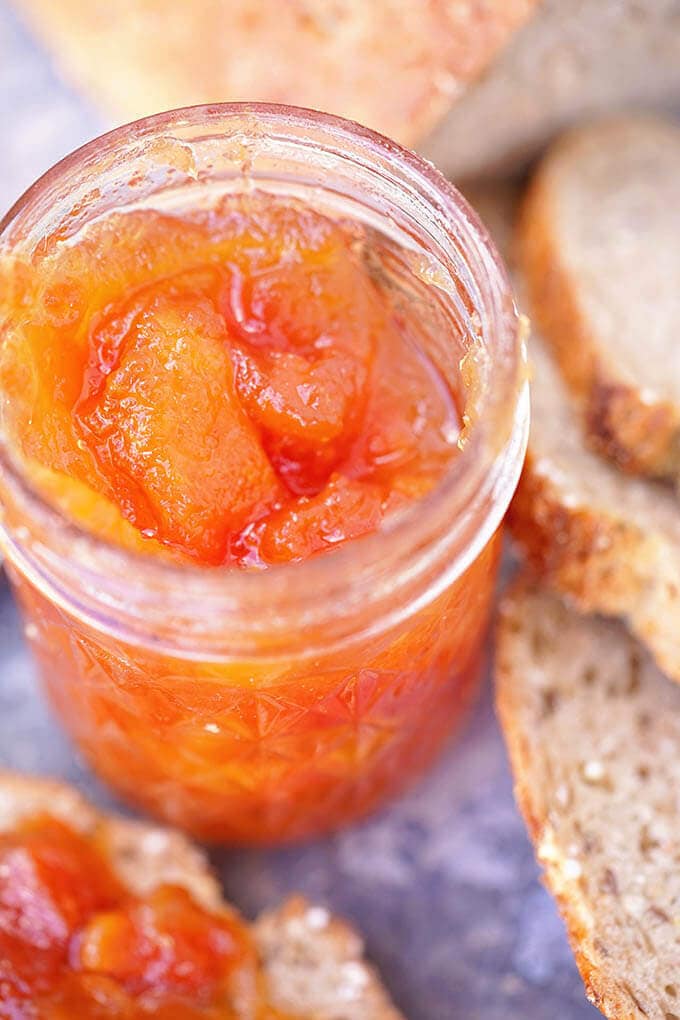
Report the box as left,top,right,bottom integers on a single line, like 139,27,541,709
11,533,500,844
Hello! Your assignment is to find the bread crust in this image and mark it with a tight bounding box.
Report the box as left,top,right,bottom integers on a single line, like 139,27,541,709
508,447,680,683
0,772,404,1019
518,123,680,484
14,0,538,148
496,578,680,1020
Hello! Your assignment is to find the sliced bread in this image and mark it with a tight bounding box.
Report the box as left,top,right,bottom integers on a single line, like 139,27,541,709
509,330,680,684
0,772,403,1020
425,0,680,180
518,115,680,483
496,579,680,1020
463,178,680,684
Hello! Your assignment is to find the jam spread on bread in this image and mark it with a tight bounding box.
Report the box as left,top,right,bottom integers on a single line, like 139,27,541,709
0,814,277,1017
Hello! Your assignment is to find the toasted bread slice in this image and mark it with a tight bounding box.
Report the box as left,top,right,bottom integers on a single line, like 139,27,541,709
462,178,680,683
14,0,538,148
496,579,680,1020
0,772,403,1020
518,115,680,483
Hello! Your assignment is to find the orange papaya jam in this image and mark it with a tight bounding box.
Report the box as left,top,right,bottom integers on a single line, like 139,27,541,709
0,814,294,1018
0,128,517,844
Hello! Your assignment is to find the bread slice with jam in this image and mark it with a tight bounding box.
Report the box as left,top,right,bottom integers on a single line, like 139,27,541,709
0,772,403,1019
496,578,680,1020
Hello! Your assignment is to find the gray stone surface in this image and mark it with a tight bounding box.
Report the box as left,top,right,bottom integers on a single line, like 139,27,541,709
0,6,600,1016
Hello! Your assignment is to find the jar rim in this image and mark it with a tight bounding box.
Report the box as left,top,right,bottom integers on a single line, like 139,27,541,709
0,102,528,656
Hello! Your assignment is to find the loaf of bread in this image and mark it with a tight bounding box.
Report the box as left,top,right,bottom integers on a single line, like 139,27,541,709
12,0,538,147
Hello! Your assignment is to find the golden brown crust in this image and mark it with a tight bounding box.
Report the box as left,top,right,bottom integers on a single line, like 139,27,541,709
508,450,680,683
518,149,680,483
14,0,539,148
508,450,650,609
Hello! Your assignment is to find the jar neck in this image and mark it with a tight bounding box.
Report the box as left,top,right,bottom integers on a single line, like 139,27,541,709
1,395,527,659
0,103,527,660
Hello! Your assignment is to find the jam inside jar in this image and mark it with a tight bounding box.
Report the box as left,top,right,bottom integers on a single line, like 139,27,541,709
0,105,527,844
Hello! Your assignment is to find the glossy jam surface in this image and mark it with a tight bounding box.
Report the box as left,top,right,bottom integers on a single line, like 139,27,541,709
1,192,502,843
2,196,460,566
0,814,277,1018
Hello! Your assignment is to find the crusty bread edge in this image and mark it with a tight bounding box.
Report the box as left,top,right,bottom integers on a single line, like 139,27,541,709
495,578,647,1020
517,134,680,484
507,450,680,683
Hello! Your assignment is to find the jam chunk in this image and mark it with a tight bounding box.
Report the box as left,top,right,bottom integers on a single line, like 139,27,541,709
259,474,386,563
0,816,121,951
76,886,250,1004
231,345,368,496
76,288,281,564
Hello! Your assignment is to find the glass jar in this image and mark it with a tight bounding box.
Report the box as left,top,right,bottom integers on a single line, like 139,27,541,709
0,104,528,844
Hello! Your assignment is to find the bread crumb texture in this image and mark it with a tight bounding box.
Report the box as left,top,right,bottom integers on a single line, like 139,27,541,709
496,580,680,1020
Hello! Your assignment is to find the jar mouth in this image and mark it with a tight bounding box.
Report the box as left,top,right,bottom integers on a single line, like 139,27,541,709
0,102,527,655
